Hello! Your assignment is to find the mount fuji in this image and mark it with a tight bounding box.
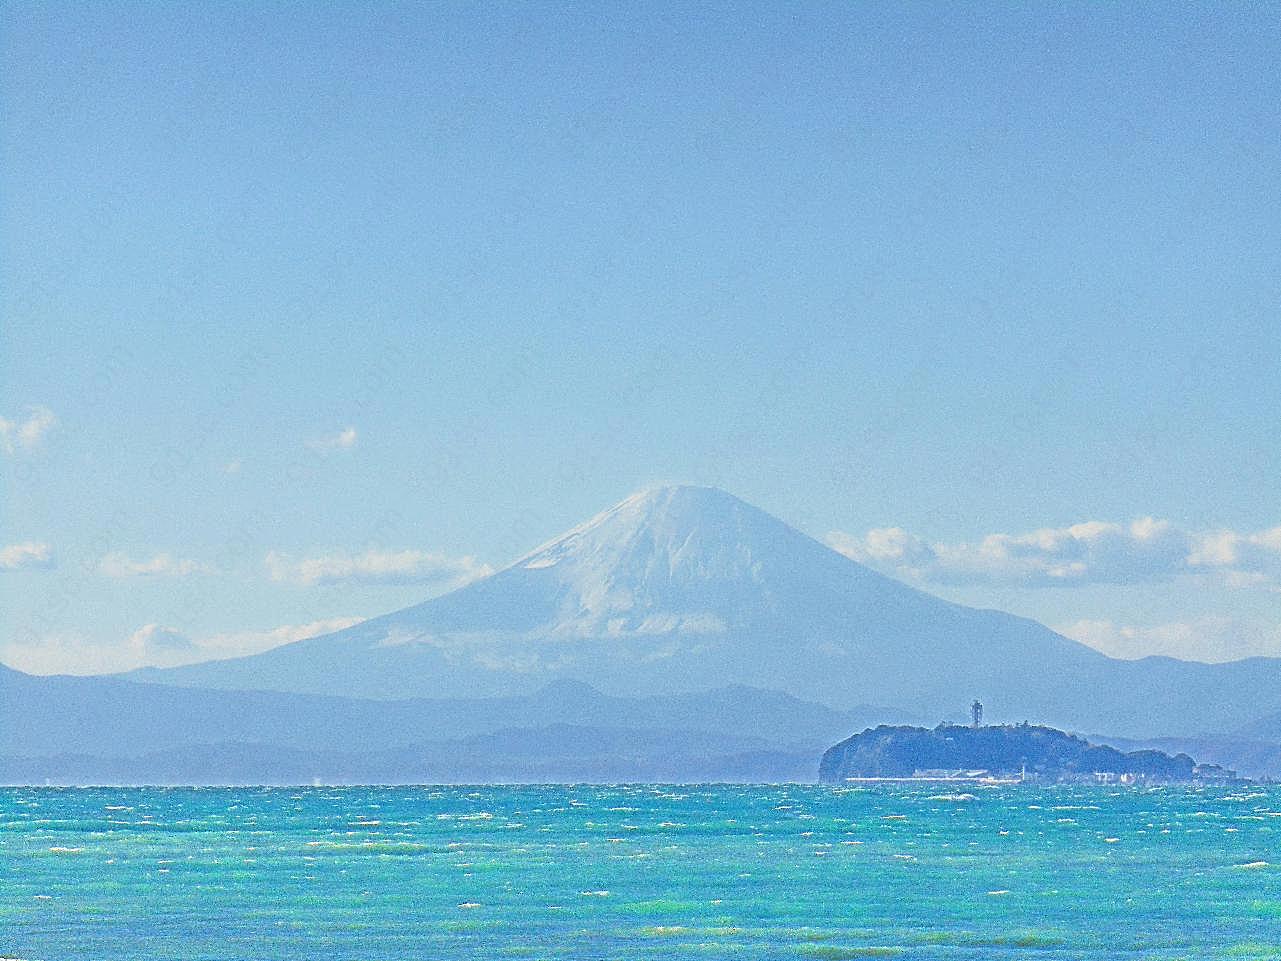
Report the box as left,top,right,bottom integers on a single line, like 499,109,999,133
132,486,1281,738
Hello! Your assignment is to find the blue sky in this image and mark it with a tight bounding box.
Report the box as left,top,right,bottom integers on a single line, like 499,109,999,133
2,2,1278,673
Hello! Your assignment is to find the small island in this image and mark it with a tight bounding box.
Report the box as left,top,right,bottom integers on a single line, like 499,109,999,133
819,722,1233,785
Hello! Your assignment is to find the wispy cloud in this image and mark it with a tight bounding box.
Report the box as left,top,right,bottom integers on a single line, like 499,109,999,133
1186,526,1281,574
0,406,56,453
99,552,212,578
265,548,491,588
1,616,365,675
220,616,365,653
1058,617,1281,664
308,426,357,452
827,518,1281,589
0,542,53,571
127,623,197,656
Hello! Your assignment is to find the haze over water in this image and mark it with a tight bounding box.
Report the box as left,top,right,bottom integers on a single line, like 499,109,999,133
4,785,1279,960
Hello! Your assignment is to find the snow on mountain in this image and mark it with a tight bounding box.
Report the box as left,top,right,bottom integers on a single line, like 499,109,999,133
491,485,890,636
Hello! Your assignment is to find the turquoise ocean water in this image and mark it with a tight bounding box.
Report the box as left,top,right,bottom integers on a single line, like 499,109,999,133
3,784,1279,960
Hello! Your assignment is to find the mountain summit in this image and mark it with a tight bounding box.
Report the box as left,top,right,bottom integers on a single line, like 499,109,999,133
474,485,909,638
512,485,791,635
134,486,1281,737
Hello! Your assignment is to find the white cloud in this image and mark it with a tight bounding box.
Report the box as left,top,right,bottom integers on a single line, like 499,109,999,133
1188,526,1281,574
827,527,934,568
215,616,365,651
99,552,211,578
827,517,1281,589
0,406,55,453
127,623,196,656
1,616,365,675
308,426,357,452
266,548,492,588
1058,617,1281,664
0,542,53,571
223,459,242,474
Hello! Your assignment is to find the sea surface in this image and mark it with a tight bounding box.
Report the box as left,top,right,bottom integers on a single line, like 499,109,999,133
2,784,1279,960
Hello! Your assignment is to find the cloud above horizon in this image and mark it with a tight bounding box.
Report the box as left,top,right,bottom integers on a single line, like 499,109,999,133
308,426,358,453
1,542,54,571
265,548,492,588
826,518,1281,589
1,616,365,675
99,552,212,578
0,406,55,453
1058,617,1281,663
127,623,198,657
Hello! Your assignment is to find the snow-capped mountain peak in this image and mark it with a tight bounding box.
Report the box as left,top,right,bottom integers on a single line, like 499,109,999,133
498,486,847,637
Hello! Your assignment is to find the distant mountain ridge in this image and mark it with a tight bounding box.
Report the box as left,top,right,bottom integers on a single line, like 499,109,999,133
125,486,1281,739
1,664,914,782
